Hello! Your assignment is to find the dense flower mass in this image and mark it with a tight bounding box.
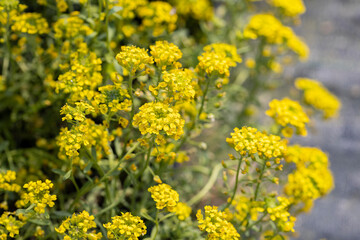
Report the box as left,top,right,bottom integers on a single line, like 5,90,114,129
268,0,306,17
53,11,93,39
116,46,154,74
0,212,25,238
267,197,296,232
11,13,49,34
266,98,309,137
103,212,147,240
197,206,240,240
150,40,183,70
295,78,341,118
244,14,309,59
0,170,21,192
55,211,102,240
148,183,179,211
203,43,242,63
19,180,56,213
174,202,192,220
226,126,287,159
229,196,264,222
196,51,236,77
133,102,185,141
171,0,213,20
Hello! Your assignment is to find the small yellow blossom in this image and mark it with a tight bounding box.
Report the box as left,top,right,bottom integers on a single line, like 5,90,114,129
174,202,192,220
226,126,287,159
150,40,182,70
196,51,236,77
0,170,21,192
103,212,147,240
268,0,306,17
230,196,264,222
20,180,57,214
55,211,102,240
133,102,185,141
0,212,25,238
266,98,309,137
172,0,213,20
53,12,93,39
197,206,240,240
11,13,49,34
116,46,154,74
295,78,341,118
267,197,296,232
203,43,242,63
148,183,179,212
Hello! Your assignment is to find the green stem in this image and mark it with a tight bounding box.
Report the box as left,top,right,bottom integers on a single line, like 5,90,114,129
254,159,267,201
197,76,212,121
151,210,159,240
2,8,10,84
222,157,243,210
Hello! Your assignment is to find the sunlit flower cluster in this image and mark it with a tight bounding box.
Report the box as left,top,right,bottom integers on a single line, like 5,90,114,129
171,0,213,20
267,197,296,232
148,183,179,212
203,43,242,63
116,46,154,74
295,78,341,119
53,11,93,39
95,85,132,114
55,211,102,240
133,102,185,142
197,206,240,240
137,1,177,37
103,212,147,240
196,51,236,77
173,202,192,221
268,0,306,17
244,14,309,59
0,170,21,192
226,126,287,160
19,180,57,213
0,212,25,239
151,143,189,164
266,98,309,137
150,40,183,70
60,101,95,123
229,196,264,222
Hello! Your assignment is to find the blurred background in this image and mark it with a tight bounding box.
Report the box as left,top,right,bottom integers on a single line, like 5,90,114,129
292,0,360,239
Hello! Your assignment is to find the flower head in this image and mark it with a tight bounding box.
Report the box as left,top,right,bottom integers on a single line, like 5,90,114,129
148,183,179,212
268,0,306,17
197,206,240,240
174,202,192,221
267,197,296,232
150,40,182,70
196,51,236,77
103,212,147,240
116,46,154,74
11,13,49,34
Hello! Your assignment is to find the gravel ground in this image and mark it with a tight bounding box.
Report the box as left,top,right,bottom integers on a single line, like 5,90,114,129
291,0,360,239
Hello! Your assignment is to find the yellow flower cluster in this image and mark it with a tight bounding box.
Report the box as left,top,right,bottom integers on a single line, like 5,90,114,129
203,43,242,64
56,0,68,12
268,0,306,17
0,170,21,192
148,183,179,212
133,102,185,142
171,0,213,20
55,211,102,240
244,14,309,59
226,126,287,160
20,180,56,213
103,212,147,240
295,78,341,119
150,69,195,103
53,11,93,39
109,0,147,19
95,85,132,114
150,40,182,70
266,98,309,137
229,196,264,222
57,119,112,161
151,143,189,164
60,101,95,123
284,145,334,210
197,206,240,240
116,46,154,74
0,212,25,239
56,46,103,102
196,43,241,77
11,13,49,34
137,1,177,37
173,202,192,221
267,197,296,232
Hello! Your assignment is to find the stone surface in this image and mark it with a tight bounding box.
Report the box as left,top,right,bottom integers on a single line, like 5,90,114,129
292,0,360,239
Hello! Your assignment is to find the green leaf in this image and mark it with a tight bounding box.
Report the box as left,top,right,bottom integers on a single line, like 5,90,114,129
108,6,123,16
63,170,72,180
52,169,65,176
28,218,51,226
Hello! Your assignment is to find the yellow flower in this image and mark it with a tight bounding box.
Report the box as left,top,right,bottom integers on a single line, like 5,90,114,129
0,170,21,192
244,14,309,59
226,126,287,160
267,197,296,232
203,43,242,63
137,1,177,37
56,0,68,12
230,196,264,222
11,13,49,34
173,202,192,220
295,78,341,118
172,0,213,20
133,102,185,141
0,212,25,238
150,40,182,70
55,211,102,240
103,212,147,240
116,46,154,74
268,0,306,17
20,180,57,214
148,183,179,212
53,12,93,39
266,98,309,137
60,101,95,123
196,51,236,77
197,206,240,240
